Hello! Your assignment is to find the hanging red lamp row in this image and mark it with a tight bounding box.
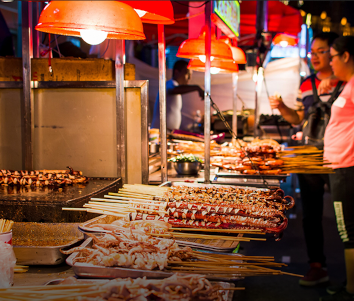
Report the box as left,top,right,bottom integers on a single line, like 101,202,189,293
35,0,175,44
35,1,247,73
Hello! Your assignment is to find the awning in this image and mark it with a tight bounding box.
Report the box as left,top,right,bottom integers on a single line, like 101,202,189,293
141,1,302,46
240,1,303,36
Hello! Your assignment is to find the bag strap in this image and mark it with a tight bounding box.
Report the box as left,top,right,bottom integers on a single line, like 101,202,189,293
311,74,343,105
328,81,343,104
310,74,320,104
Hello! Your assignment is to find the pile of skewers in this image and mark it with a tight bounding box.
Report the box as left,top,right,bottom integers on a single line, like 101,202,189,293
0,218,14,233
279,146,334,174
64,184,294,239
62,221,301,279
0,274,240,301
0,166,88,187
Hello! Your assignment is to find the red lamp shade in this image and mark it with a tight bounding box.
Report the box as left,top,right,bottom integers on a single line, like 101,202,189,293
218,36,247,64
120,1,174,24
176,26,234,61
35,1,145,40
188,59,239,74
230,47,247,64
273,33,298,47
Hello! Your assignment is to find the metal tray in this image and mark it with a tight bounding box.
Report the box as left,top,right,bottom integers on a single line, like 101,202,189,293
79,215,239,252
216,169,289,180
44,278,234,301
12,222,84,265
67,238,242,281
160,181,272,191
79,214,128,235
0,177,122,222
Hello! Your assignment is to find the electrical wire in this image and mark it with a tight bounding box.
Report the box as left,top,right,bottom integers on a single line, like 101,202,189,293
101,40,110,58
55,35,62,58
208,94,270,189
174,11,204,21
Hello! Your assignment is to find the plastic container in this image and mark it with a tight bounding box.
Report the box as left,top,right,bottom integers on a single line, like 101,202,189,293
0,230,12,246
0,241,16,288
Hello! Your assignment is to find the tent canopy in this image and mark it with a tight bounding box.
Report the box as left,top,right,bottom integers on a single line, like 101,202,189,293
240,1,303,36
141,1,302,46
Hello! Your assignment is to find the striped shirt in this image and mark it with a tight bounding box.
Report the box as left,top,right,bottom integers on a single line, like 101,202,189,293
295,75,344,117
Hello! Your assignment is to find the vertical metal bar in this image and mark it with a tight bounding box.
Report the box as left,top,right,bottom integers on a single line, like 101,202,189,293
116,40,125,183
17,2,22,58
232,72,239,143
32,2,40,58
141,81,149,184
158,24,168,183
204,2,212,184
21,2,33,170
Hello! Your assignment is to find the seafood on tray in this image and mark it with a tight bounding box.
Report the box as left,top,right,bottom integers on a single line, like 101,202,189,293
0,166,88,186
82,274,228,301
88,219,172,234
0,274,230,301
62,225,193,270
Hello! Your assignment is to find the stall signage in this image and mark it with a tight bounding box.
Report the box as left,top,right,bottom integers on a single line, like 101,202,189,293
212,1,240,38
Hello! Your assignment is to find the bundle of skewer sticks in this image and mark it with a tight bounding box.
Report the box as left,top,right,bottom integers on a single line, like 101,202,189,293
63,186,268,242
14,265,29,273
0,282,244,301
0,284,108,301
174,251,303,278
279,146,334,174
0,218,14,233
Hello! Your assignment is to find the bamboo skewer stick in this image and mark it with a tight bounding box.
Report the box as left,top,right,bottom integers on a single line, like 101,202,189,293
171,227,264,233
150,232,266,242
1,284,95,291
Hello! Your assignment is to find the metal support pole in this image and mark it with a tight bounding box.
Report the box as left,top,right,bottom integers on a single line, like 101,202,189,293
21,2,33,170
232,72,239,143
158,24,168,183
204,2,212,184
32,2,40,58
140,81,149,184
116,40,126,183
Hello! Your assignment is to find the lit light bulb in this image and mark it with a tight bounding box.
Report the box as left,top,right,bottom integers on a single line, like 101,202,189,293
198,55,215,63
253,70,258,82
80,29,108,45
135,9,147,18
210,67,220,74
279,40,289,48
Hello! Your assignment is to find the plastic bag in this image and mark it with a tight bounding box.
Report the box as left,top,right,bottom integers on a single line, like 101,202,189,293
0,241,16,288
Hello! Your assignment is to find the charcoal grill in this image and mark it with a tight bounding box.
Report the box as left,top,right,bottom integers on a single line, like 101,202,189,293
0,177,122,222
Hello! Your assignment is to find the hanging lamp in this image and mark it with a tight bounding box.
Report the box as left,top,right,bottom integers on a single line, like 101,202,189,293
120,1,174,24
35,1,145,45
219,36,247,64
176,26,234,62
273,33,298,47
188,58,239,74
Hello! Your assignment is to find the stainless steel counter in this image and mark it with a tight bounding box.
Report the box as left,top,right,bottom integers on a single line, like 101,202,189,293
14,265,75,286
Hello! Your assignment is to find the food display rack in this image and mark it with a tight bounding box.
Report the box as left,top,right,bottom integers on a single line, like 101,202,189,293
214,167,289,187
0,177,122,222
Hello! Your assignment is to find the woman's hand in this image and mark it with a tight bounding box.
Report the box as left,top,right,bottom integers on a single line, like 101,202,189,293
318,77,339,95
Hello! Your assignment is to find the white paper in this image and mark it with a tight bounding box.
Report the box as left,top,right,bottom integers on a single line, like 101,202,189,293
333,97,346,108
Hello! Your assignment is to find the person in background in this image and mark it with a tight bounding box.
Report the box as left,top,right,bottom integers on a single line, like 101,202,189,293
151,60,204,131
320,36,354,301
268,32,342,286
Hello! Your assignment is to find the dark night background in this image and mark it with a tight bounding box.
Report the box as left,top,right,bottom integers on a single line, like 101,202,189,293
289,1,354,25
